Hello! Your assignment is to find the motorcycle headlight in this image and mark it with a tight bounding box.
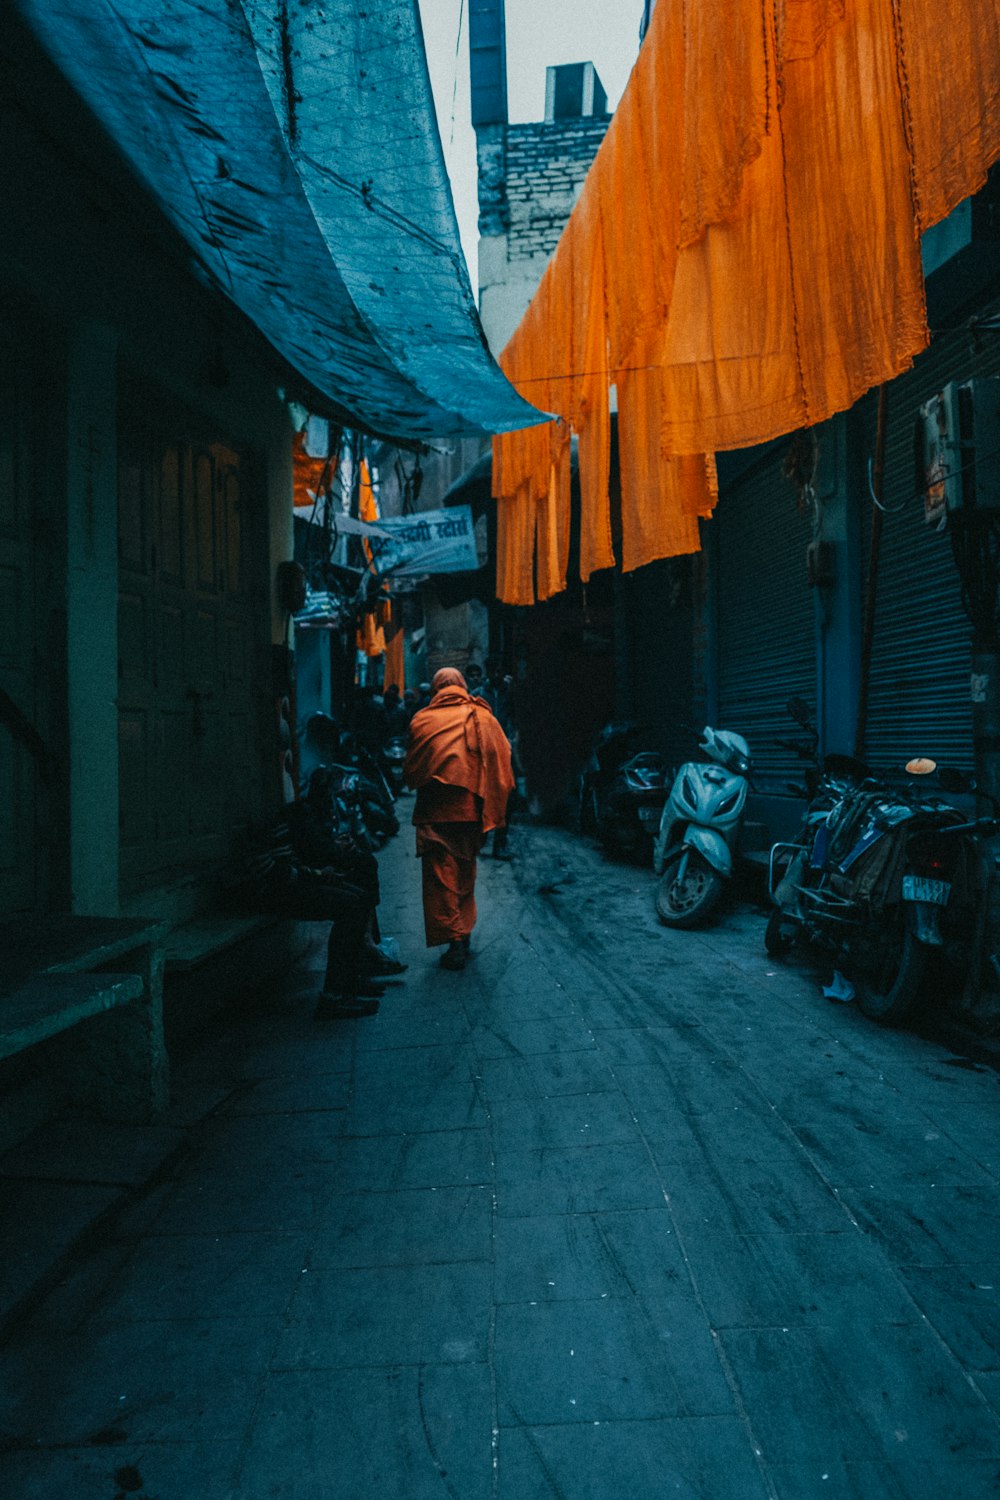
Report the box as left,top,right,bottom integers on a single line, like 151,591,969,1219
718,790,740,815
682,774,696,808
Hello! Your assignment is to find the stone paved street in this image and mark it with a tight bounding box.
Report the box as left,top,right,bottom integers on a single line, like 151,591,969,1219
3,825,1000,1498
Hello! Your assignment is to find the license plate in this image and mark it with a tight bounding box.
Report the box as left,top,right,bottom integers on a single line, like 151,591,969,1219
902,875,951,905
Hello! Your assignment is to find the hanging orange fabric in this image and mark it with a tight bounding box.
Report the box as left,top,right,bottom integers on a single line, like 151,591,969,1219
357,610,386,658
778,0,845,61
573,185,614,582
617,337,715,574
383,614,405,693
677,0,773,246
292,430,329,511
495,484,536,607
493,0,1000,601
893,0,1000,232
535,430,572,601
660,0,929,455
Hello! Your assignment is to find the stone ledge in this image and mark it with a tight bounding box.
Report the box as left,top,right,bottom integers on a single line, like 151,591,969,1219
0,973,144,1060
164,915,278,974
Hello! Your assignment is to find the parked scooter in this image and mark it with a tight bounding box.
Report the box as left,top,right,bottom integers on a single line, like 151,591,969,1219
766,750,999,1024
653,726,752,926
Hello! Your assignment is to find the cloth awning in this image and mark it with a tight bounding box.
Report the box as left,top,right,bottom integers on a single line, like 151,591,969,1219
13,0,546,443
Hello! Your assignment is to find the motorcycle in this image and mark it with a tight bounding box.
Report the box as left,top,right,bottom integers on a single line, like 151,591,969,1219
379,735,408,796
579,723,669,858
766,751,998,1025
653,726,752,927
765,697,870,959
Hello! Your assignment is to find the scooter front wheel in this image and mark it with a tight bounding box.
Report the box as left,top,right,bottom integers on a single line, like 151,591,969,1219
655,848,724,928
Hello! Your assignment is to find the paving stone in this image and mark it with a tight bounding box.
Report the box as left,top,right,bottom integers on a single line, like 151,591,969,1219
351,1042,477,1094
719,1322,1000,1468
308,1183,493,1269
352,1009,472,1053
0,1316,279,1446
897,1264,1000,1371
476,1048,618,1101
0,1118,186,1187
493,1207,686,1304
0,1439,242,1500
236,1364,493,1500
149,1165,333,1235
222,1072,352,1115
495,1141,666,1217
850,1184,1000,1268
188,1109,350,1169
470,1016,598,1059
24,1241,134,1334
494,1296,689,1424
490,1091,641,1159
769,1457,1000,1500
688,1228,918,1329
792,1108,996,1191
0,1180,119,1321
588,1023,706,1069
496,1416,770,1500
89,1230,311,1324
325,1127,493,1193
346,1079,485,1136
273,1261,492,1370
655,1150,848,1239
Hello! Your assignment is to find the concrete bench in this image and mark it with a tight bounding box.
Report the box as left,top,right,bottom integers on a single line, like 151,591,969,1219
0,917,168,1123
164,915,278,974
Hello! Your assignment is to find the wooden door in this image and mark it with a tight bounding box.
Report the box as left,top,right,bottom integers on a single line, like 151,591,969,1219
118,395,267,897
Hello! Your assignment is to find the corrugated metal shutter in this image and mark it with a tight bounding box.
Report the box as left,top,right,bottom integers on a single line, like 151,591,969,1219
862,312,1000,774
716,447,816,788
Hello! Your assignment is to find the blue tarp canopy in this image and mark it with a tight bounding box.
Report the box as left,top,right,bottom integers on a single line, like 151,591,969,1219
14,0,545,443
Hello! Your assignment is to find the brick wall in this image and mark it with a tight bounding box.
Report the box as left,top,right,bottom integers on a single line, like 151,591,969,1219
505,116,609,262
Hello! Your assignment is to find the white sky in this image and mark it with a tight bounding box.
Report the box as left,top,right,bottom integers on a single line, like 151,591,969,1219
418,0,641,292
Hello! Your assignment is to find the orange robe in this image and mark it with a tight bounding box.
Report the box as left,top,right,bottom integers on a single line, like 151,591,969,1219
405,688,515,947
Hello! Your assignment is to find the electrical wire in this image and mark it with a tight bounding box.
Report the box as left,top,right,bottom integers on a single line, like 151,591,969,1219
449,0,466,149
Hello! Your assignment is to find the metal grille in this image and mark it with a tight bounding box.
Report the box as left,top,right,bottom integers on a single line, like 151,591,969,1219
861,312,1000,774
716,448,816,789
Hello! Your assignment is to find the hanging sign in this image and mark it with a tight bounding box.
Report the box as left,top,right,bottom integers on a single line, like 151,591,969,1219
372,506,479,577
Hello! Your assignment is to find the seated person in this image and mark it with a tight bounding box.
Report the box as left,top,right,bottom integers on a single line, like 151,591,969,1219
236,793,403,1020
289,770,405,979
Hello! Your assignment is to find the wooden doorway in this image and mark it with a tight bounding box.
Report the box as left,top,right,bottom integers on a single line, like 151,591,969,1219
117,388,270,899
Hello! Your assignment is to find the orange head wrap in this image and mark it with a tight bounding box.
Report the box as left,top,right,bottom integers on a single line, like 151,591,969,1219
431,668,466,693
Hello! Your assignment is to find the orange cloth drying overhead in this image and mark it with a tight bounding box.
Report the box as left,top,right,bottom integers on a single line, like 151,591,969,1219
383,615,405,694
492,0,1000,606
404,686,515,835
292,430,330,511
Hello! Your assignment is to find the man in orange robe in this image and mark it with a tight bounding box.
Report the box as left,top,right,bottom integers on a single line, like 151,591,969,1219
404,667,515,970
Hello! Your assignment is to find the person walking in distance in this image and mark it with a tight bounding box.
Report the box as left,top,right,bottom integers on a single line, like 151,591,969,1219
404,667,514,970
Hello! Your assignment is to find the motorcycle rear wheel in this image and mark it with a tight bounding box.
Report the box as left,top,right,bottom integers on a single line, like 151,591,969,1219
856,912,926,1025
656,849,724,928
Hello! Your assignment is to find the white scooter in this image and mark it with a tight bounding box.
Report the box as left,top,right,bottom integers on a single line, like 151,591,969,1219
653,726,752,927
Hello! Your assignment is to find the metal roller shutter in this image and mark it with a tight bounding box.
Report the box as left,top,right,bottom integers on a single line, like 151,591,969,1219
862,312,1000,775
716,448,816,788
